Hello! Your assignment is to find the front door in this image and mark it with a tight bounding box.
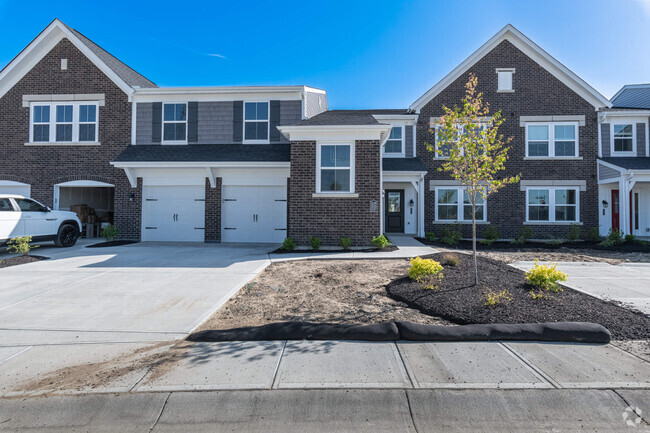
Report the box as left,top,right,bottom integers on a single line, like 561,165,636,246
612,189,620,231
385,190,404,233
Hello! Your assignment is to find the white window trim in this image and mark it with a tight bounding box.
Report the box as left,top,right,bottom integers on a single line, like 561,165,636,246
525,122,579,158
162,102,188,145
434,186,487,222
243,101,270,144
315,141,355,194
610,122,637,156
383,125,405,158
28,101,100,145
525,186,580,223
496,68,515,93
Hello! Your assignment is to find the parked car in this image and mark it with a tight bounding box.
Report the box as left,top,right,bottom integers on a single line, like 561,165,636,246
0,195,82,247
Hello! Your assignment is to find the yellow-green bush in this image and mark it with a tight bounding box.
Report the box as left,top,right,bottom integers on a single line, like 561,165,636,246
408,256,443,289
484,289,512,306
525,260,568,292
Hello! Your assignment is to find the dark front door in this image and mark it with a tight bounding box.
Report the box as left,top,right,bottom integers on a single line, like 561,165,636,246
612,189,620,231
385,190,404,233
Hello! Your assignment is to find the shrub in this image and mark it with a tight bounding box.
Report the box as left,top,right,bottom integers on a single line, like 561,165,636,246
425,232,436,242
566,224,581,243
310,236,321,251
7,236,37,256
525,260,568,292
408,256,443,289
282,237,296,251
625,234,636,243
482,225,500,243
547,237,564,246
484,289,512,306
101,224,118,242
530,290,549,300
440,223,462,245
372,235,390,249
583,227,601,243
340,237,352,250
600,228,624,247
441,252,460,266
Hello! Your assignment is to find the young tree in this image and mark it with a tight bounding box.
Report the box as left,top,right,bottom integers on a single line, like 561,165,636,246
427,73,520,285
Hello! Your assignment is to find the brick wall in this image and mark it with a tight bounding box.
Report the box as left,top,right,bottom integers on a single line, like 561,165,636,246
288,140,381,246
0,38,139,239
416,40,599,239
204,177,222,242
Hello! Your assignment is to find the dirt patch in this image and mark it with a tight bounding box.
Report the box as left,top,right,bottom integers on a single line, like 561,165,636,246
269,245,399,254
196,259,451,332
0,255,48,269
387,253,650,341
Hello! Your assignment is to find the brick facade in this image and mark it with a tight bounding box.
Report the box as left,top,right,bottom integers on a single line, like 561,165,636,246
288,140,381,246
0,38,140,239
204,177,222,242
417,40,599,239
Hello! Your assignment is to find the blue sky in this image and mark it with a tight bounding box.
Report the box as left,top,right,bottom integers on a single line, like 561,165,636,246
1,0,649,109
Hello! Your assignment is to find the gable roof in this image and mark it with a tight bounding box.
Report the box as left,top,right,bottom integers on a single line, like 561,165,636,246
409,24,611,112
610,84,650,109
0,19,156,100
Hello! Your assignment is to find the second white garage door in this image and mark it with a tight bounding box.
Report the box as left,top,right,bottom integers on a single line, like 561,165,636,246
222,185,287,243
142,185,205,242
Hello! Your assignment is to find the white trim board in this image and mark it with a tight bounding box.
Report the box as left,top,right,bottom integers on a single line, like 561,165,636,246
409,24,610,112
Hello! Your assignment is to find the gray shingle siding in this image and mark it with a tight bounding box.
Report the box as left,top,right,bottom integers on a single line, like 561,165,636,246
637,122,646,157
601,123,610,157
305,91,327,118
197,101,233,144
278,100,302,143
405,125,414,158
135,102,153,144
601,122,647,157
598,163,620,181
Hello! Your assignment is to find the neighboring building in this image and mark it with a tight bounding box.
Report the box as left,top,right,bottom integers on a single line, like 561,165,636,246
0,20,641,245
597,84,650,237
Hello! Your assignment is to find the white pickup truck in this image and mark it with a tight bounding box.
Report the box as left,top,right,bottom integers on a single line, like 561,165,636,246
0,195,82,247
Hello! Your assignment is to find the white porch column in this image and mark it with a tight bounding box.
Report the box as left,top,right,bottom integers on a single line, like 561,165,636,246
619,177,629,235
418,174,425,237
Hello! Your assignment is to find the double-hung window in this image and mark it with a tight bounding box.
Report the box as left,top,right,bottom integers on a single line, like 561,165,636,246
434,122,488,158
526,187,578,223
317,143,354,193
29,102,99,144
435,187,486,222
384,126,404,156
525,122,578,157
611,123,635,155
244,102,269,142
162,103,187,143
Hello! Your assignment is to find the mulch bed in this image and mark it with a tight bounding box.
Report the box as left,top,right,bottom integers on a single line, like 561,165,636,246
86,240,139,248
386,253,650,341
417,238,650,253
0,255,48,269
270,245,399,254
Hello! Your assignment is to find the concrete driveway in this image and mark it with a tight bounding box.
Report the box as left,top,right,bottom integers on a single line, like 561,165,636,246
511,261,650,315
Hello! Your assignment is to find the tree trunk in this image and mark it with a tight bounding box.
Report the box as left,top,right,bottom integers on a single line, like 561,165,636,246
472,204,478,286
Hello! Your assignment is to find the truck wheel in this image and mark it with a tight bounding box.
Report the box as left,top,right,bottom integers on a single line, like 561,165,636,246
54,224,79,247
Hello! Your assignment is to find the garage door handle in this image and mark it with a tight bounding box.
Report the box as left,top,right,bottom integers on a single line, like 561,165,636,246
224,199,236,202
146,199,157,201
194,227,205,230
195,199,205,202
145,227,157,230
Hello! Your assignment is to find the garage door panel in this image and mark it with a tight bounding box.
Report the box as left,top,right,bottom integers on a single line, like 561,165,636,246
221,185,286,243
142,185,205,242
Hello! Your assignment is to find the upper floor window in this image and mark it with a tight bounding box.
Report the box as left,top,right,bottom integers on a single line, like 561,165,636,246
496,68,515,92
435,187,486,222
526,187,578,223
611,123,635,155
434,122,487,159
384,126,404,156
317,143,354,193
30,102,99,144
244,102,269,142
163,103,187,143
525,122,578,158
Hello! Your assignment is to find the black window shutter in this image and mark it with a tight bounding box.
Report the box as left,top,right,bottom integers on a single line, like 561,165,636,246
151,102,162,143
270,100,281,142
188,102,198,143
233,101,243,143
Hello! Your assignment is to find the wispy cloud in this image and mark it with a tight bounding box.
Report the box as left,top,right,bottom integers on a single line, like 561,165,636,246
148,36,228,60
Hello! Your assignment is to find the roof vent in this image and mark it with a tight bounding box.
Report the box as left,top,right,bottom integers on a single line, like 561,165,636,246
61,59,68,70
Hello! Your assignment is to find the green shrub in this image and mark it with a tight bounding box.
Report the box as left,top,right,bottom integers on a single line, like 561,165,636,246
600,228,624,247
483,225,500,242
484,289,512,306
7,236,37,256
625,234,636,243
340,237,352,250
441,252,460,266
101,224,118,242
566,224,581,242
547,237,565,246
310,236,321,251
408,256,444,289
440,223,462,245
583,227,601,242
425,232,436,242
525,260,568,292
372,234,390,249
282,237,296,251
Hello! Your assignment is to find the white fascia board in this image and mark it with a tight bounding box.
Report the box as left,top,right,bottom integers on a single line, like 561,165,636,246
278,124,392,142
54,180,115,187
599,111,650,119
132,85,317,103
409,24,611,112
373,114,418,124
304,86,327,94
110,161,290,169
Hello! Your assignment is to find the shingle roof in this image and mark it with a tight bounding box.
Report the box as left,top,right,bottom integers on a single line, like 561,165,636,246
600,157,650,171
295,109,411,126
382,158,427,172
113,144,290,163
62,23,157,89
610,85,650,109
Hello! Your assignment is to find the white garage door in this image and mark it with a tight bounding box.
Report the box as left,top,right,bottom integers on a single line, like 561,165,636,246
222,185,287,243
0,181,30,197
142,185,205,242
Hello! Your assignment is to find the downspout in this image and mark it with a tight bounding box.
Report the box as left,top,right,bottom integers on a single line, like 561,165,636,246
597,112,605,158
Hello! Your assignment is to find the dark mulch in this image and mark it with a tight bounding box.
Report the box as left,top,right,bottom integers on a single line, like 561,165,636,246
386,253,650,340
270,245,399,254
86,240,139,248
0,255,48,268
417,238,650,253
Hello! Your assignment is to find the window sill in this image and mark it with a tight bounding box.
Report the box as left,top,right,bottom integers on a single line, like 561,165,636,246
243,140,270,145
383,153,405,158
25,142,101,146
524,221,583,225
312,193,359,198
524,156,582,160
431,220,490,225
610,152,637,157
496,89,515,93
161,141,188,145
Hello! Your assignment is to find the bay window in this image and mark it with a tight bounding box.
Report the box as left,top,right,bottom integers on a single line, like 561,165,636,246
525,122,578,157
526,187,578,223
435,187,486,222
317,143,354,193
29,102,99,144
